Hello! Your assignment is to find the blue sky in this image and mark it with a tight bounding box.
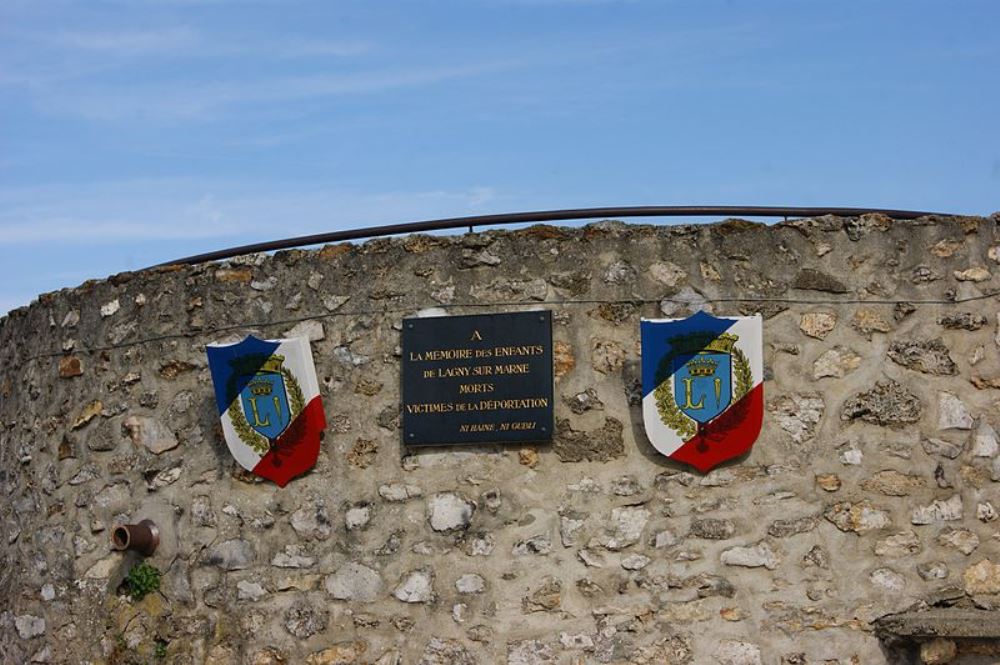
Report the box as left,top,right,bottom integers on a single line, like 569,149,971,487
2,0,998,315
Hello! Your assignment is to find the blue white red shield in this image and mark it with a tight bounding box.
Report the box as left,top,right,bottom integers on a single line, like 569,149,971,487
207,335,326,487
641,311,763,473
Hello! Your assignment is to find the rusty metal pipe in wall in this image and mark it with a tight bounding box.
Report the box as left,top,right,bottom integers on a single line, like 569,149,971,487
111,519,160,556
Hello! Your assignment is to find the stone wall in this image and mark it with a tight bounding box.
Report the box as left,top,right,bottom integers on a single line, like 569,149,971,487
2,215,1000,665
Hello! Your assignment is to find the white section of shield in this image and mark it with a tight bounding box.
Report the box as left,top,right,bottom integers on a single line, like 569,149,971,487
217,337,322,471
641,315,763,458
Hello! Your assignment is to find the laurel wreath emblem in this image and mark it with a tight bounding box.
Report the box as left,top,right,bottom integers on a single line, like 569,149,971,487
226,364,306,456
653,344,752,437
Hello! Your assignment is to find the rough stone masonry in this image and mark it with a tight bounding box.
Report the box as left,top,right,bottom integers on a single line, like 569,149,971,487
1,214,1000,664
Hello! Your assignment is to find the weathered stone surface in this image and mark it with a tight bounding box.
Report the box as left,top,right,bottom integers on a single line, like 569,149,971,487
347,439,377,468
427,493,475,532
964,559,1000,595
591,338,626,374
285,602,328,638
842,381,921,426
937,528,979,555
345,504,372,531
553,417,624,462
205,539,255,570
973,421,999,457
649,261,687,287
721,541,780,570
552,341,575,378
603,259,636,284
887,339,957,375
237,580,267,602
549,270,590,297
911,495,963,525
71,400,103,430
769,393,824,443
870,567,906,592
918,561,950,580
122,416,178,454
874,608,1000,639
521,577,561,612
792,269,847,293
559,512,586,547
954,266,991,282
285,319,325,342
799,312,837,339
912,265,943,283
621,553,650,570
563,387,603,414
920,638,957,665
271,544,316,569
326,562,383,602
875,531,922,557
824,501,891,534
812,346,861,379
304,641,368,665
690,518,736,540
862,470,926,496
852,307,893,339
455,574,485,594
938,392,974,430
417,637,476,665
378,483,423,502
506,640,556,665
100,298,120,317
15,615,45,639
815,473,842,491
291,501,332,540
512,534,551,556
58,355,83,378
977,502,998,522
394,569,434,603
939,312,988,330
462,533,495,557
714,640,762,665
7,216,1000,663
922,437,964,459
603,506,650,550
767,515,817,538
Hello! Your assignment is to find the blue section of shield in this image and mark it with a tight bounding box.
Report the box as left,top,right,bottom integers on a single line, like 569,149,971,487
640,311,739,400
672,352,732,423
206,336,283,416
239,372,291,439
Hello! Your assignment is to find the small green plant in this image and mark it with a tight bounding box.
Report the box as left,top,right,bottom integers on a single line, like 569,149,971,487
153,640,168,659
124,561,161,601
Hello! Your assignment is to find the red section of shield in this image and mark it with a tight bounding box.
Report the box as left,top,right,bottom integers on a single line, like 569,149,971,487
252,397,326,487
669,383,764,473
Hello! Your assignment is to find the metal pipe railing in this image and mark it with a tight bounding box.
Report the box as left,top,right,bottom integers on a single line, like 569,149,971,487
153,205,955,269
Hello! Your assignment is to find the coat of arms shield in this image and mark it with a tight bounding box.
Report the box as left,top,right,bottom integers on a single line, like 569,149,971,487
641,311,763,472
207,335,326,486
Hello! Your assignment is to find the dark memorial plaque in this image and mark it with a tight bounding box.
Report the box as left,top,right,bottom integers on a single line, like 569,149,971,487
402,311,553,445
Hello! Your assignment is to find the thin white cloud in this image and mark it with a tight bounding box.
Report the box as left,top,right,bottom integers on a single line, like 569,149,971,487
50,26,199,55
0,180,500,246
270,39,372,59
45,26,371,59
33,60,508,120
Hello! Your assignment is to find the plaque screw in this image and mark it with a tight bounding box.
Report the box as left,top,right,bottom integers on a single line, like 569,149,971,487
539,315,545,322
406,323,414,329
408,433,415,439
541,426,547,433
